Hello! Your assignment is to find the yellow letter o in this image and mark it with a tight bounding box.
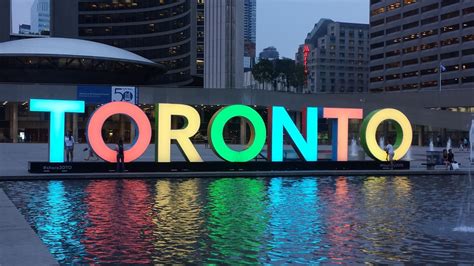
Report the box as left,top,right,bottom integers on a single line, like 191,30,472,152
360,108,412,161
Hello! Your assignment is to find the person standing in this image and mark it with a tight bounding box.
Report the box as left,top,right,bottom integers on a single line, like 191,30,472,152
442,149,449,170
385,141,395,169
65,131,75,162
115,139,125,172
448,149,455,170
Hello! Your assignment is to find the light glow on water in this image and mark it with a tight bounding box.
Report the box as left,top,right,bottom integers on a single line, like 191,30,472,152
2,175,474,264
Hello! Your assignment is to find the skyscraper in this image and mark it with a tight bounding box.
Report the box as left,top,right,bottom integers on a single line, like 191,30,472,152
30,0,50,35
244,0,256,71
302,19,369,93
204,0,244,88
77,0,195,85
369,0,474,92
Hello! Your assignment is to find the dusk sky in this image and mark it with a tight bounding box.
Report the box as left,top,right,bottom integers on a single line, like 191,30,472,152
256,0,369,59
11,0,369,58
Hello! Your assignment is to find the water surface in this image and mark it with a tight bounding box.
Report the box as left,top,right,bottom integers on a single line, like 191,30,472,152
2,175,474,264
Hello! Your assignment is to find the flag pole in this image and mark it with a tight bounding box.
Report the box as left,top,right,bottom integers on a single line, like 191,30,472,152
439,64,442,92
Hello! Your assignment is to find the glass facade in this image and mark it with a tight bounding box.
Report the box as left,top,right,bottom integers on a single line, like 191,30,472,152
78,0,193,85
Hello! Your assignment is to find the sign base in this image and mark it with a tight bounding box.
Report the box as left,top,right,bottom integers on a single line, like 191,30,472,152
28,161,410,174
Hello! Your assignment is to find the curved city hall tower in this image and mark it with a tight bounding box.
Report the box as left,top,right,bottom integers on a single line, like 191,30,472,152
77,0,195,85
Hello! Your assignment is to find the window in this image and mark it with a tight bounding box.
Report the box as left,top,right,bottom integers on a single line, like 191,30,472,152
386,74,400,80
463,49,474,56
385,62,401,69
464,6,474,15
387,2,401,11
463,21,474,29
403,45,418,54
386,50,401,57
403,9,419,18
421,3,439,13
421,81,438,88
462,76,474,84
420,55,437,62
403,71,418,78
442,78,459,86
420,29,438,38
441,0,460,7
403,58,418,66
386,14,401,23
463,34,474,42
371,30,384,38
404,0,417,5
403,33,418,42
371,7,385,15
421,16,438,25
370,53,384,60
440,51,459,59
402,83,419,90
441,11,460,20
386,26,401,34
370,65,384,71
386,38,401,46
440,38,459,46
420,42,437,50
370,76,384,82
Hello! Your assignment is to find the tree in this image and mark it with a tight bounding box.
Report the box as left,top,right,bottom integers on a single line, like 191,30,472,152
252,59,274,90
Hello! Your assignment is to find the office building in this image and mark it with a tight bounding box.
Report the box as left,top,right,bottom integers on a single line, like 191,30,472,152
30,0,50,35
204,0,244,88
244,0,256,71
77,0,195,86
369,0,474,92
18,24,31,35
259,46,279,60
301,19,369,93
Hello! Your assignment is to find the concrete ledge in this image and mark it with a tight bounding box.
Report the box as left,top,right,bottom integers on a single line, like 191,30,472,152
0,169,470,181
0,189,58,266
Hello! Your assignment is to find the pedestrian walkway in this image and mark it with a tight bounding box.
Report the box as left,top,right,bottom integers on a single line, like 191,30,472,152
0,189,57,265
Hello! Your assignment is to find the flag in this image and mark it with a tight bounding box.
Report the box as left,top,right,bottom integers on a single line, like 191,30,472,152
440,64,446,72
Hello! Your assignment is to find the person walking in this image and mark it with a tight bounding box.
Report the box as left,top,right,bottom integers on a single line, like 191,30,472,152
385,141,395,169
115,139,125,172
65,131,75,162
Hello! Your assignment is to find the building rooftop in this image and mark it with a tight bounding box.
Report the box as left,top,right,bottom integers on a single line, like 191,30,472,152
0,37,157,66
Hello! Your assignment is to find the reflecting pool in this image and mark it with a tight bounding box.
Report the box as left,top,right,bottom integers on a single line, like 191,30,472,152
2,175,474,264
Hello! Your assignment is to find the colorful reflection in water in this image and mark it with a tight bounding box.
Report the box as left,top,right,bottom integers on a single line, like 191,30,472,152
2,176,474,264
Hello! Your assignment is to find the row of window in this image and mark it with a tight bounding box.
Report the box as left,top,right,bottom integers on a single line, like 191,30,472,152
371,45,474,61
79,15,190,36
78,1,188,24
372,61,474,72
371,67,474,83
79,0,179,11
371,0,461,16
372,3,474,27
371,18,474,39
372,34,474,52
133,42,191,60
84,29,190,48
317,86,366,93
370,76,474,92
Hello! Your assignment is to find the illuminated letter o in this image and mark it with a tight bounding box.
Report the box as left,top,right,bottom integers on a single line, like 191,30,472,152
208,105,266,162
360,108,412,161
87,102,151,163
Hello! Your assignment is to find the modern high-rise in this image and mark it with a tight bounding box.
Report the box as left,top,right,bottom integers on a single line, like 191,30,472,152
369,0,474,92
30,0,50,35
259,46,279,60
204,0,244,88
77,0,195,85
196,0,205,77
244,0,256,71
301,19,369,93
